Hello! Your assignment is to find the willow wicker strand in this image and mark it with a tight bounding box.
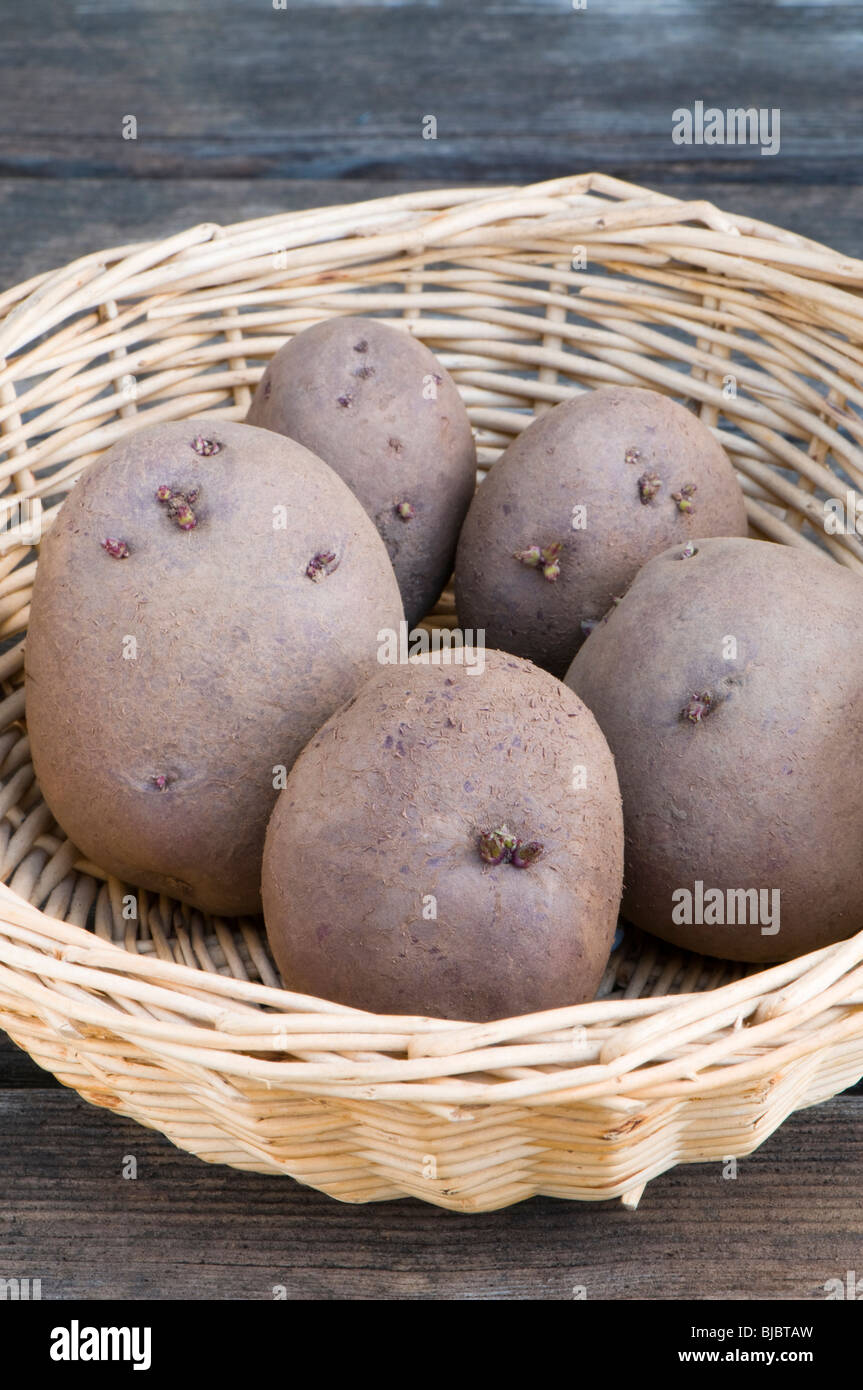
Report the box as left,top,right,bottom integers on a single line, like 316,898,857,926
0,172,862,1211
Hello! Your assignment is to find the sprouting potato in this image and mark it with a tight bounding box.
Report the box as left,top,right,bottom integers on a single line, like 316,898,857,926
25,418,403,916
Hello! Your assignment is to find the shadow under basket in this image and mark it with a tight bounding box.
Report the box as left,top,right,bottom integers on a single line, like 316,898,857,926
1,173,863,1212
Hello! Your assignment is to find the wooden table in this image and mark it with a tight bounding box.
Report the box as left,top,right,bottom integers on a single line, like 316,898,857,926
1,0,861,1301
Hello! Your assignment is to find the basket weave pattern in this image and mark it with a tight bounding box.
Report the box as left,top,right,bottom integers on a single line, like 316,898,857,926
0,173,862,1210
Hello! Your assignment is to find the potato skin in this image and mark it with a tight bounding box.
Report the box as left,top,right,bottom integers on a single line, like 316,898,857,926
247,316,477,626
455,387,748,678
565,537,863,963
25,418,403,917
262,649,623,1021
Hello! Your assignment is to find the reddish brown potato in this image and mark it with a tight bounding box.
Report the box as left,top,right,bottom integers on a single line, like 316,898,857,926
25,418,403,917
247,316,476,625
566,536,863,962
262,649,624,1021
455,386,748,678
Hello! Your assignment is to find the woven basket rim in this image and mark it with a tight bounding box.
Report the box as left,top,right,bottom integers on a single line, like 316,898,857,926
2,879,862,1102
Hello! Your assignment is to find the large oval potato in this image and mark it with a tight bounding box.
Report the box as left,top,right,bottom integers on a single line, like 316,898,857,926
262,649,624,1020
247,316,477,626
565,536,863,962
456,386,748,678
25,418,404,916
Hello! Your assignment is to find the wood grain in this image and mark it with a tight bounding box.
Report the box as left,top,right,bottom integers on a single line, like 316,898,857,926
0,1034,60,1089
1,2,861,182
0,1089,859,1300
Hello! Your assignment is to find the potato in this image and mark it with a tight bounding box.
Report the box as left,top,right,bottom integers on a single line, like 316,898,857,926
25,418,403,917
455,386,748,677
565,536,863,962
247,316,476,626
262,649,624,1020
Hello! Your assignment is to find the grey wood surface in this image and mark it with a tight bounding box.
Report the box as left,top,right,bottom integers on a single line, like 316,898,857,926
1,1083,861,1301
1,0,862,1301
1,0,860,182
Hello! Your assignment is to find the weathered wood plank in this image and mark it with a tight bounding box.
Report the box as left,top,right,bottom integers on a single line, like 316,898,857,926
0,3,860,181
0,1034,60,1088
0,1088,860,1299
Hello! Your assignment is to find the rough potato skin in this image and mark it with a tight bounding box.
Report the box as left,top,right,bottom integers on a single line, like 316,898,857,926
25,418,404,917
455,387,748,678
262,650,623,1021
565,537,863,963
246,316,477,626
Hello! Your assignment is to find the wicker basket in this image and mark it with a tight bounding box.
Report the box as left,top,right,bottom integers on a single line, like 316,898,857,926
1,172,862,1213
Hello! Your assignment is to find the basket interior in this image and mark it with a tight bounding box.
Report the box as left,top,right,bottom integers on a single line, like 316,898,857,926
2,175,863,1017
